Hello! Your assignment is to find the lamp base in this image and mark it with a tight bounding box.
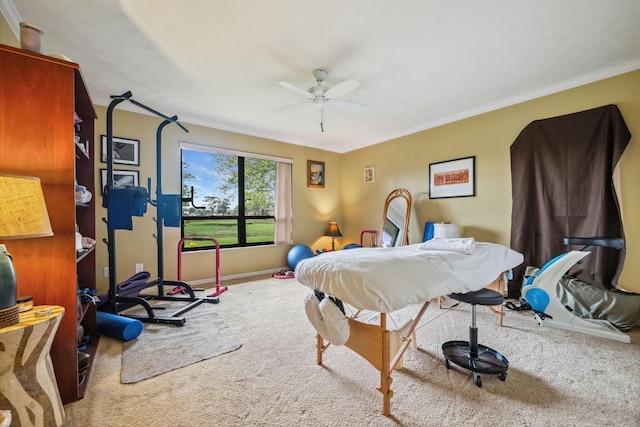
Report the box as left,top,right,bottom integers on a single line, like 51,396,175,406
0,304,19,329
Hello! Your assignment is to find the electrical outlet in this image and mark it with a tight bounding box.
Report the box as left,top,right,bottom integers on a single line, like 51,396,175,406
103,267,109,277
135,263,144,273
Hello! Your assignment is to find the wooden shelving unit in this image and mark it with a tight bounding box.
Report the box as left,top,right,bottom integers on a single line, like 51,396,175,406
0,43,98,404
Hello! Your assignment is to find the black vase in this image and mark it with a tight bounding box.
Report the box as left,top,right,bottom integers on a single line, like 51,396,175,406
0,244,17,310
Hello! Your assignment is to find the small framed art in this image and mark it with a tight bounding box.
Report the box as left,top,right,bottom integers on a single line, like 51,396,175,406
428,156,476,199
101,135,140,165
100,169,140,190
364,166,375,184
307,160,325,188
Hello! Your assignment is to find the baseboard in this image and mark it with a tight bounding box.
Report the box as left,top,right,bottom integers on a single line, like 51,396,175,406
188,267,288,286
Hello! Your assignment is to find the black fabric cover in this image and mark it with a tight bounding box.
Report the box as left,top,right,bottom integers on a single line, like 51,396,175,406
509,105,630,297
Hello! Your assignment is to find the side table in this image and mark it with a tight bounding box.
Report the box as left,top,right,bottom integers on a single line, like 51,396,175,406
0,305,65,427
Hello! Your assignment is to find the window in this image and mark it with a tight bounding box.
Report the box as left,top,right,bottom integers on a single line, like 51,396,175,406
180,142,292,250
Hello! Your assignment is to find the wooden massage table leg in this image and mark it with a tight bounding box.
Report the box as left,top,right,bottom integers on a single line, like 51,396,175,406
486,273,508,326
316,333,330,365
315,300,430,416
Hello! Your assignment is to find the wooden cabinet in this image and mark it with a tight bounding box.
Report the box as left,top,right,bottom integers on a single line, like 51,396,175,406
0,44,98,403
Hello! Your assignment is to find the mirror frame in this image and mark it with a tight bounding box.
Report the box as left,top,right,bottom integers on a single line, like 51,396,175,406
379,188,412,247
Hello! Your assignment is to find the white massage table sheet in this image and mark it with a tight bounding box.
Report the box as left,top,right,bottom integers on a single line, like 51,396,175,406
296,242,524,313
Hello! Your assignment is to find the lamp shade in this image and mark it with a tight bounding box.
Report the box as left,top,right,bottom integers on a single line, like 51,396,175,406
0,174,53,239
324,221,342,237
0,173,53,328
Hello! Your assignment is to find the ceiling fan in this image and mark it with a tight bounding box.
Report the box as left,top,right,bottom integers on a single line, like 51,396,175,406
276,69,368,132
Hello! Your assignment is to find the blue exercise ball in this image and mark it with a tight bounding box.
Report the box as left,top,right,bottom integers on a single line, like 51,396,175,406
287,244,315,270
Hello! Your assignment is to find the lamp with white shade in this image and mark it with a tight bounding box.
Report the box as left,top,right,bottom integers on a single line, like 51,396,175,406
0,174,53,328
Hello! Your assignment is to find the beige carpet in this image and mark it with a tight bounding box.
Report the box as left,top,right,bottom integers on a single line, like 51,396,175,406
65,278,640,426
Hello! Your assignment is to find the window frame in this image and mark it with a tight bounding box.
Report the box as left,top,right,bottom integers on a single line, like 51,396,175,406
180,142,292,251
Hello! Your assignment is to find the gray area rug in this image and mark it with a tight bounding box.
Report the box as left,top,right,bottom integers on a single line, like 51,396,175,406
120,301,242,383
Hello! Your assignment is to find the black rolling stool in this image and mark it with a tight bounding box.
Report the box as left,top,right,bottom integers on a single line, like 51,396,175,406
442,288,508,387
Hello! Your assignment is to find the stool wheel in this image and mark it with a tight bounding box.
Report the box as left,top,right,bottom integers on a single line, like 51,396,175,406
474,372,482,387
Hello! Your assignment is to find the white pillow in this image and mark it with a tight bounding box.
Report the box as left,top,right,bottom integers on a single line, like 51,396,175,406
318,297,350,345
304,292,329,340
304,293,350,346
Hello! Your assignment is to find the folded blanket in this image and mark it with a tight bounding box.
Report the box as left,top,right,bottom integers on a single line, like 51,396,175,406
418,237,476,254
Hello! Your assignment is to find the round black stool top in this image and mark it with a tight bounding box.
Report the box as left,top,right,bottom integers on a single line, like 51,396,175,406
448,288,503,306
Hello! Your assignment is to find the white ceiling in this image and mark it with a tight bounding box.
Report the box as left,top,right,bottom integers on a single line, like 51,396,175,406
4,1,640,153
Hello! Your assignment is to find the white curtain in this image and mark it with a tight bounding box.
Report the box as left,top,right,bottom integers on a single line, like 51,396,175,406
274,162,292,244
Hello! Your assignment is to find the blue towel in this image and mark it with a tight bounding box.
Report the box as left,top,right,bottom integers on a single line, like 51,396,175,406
107,187,149,230
422,221,435,242
131,189,148,217
157,194,181,227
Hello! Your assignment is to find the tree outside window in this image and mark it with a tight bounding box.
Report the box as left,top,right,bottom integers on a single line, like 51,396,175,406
181,148,278,249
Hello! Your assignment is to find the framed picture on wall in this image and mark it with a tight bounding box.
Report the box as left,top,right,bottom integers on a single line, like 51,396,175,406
307,160,325,188
101,135,140,165
429,156,476,199
100,169,140,190
364,166,375,183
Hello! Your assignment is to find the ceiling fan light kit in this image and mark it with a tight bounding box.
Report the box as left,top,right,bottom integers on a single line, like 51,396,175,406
277,68,368,132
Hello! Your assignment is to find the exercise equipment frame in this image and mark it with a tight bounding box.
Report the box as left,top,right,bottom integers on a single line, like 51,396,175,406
101,91,219,326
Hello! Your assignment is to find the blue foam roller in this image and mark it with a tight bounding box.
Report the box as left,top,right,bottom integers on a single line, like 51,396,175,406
96,311,143,341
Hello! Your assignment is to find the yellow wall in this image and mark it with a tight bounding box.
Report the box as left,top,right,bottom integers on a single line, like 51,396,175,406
0,15,18,48
92,107,342,291
2,15,637,293
342,70,640,293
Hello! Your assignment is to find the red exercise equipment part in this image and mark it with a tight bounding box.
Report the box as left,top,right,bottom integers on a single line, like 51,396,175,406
360,229,379,247
177,237,228,298
272,270,295,279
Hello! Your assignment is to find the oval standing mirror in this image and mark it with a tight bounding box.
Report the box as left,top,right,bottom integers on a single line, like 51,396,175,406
379,188,412,247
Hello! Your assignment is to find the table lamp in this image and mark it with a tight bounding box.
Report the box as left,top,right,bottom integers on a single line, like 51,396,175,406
324,221,342,251
0,174,53,328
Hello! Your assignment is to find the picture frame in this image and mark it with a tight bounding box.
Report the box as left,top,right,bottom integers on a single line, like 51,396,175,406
428,156,476,199
364,166,375,184
101,135,140,166
100,169,140,191
307,160,325,188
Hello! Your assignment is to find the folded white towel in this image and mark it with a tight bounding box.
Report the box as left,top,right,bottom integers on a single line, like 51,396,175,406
418,237,476,255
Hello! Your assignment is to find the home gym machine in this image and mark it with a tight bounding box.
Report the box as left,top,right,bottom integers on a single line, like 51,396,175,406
100,91,219,326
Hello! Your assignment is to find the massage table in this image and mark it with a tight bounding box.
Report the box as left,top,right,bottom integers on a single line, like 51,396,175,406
296,240,524,416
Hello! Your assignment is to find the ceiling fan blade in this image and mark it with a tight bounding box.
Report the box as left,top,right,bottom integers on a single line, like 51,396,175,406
272,101,312,112
327,100,368,113
324,78,360,99
278,81,314,99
